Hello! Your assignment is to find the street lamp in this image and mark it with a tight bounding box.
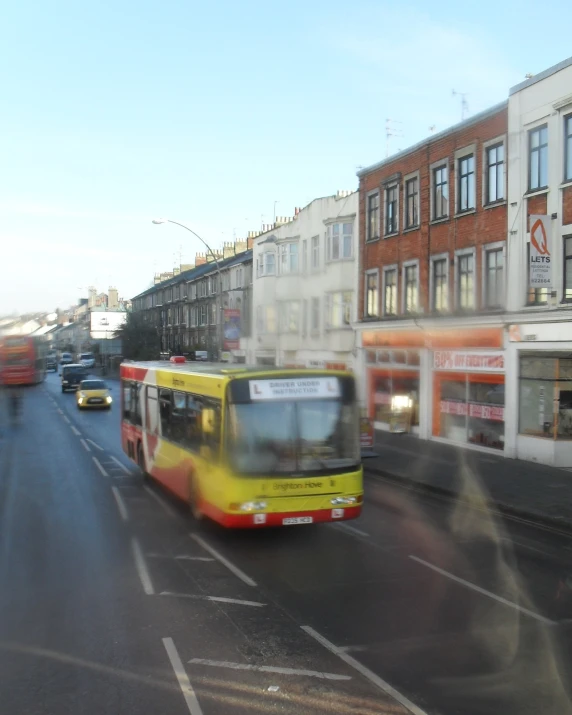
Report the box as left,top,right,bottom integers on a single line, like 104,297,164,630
152,218,223,361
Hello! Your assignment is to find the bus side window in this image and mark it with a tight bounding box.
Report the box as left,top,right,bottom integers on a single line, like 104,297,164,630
171,391,187,443
132,383,142,427
159,388,172,440
202,398,221,450
146,386,158,435
122,381,132,422
182,395,203,452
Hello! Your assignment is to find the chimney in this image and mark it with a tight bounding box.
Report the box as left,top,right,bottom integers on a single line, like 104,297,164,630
108,287,119,309
87,286,97,309
195,252,206,266
234,239,247,254
223,241,234,259
180,263,194,272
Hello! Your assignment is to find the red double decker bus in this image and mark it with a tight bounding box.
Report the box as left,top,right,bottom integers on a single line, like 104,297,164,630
0,335,47,386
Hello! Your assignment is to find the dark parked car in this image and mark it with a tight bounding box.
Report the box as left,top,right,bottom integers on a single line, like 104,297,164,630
61,364,88,392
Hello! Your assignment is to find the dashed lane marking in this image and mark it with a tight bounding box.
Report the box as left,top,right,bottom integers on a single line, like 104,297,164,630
160,592,265,607
143,485,179,519
62,415,70,424
70,425,81,436
190,534,257,588
86,438,104,451
301,625,429,715
80,438,91,452
409,555,555,625
163,637,203,715
109,454,132,475
187,658,351,681
333,522,370,538
147,553,215,562
112,486,129,522
131,538,154,595
92,456,109,477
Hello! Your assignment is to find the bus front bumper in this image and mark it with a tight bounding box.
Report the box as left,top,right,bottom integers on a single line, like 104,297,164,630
213,504,362,529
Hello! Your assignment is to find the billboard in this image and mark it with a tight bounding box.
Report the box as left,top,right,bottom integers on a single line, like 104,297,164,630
90,311,127,339
529,215,552,289
223,309,241,350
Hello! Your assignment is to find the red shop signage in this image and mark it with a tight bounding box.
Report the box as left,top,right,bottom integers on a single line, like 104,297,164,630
440,400,504,422
433,350,504,372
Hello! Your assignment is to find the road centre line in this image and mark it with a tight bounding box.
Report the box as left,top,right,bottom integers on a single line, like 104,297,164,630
111,487,129,522
333,522,370,538
80,439,91,452
187,658,351,681
190,534,257,588
109,454,132,474
92,456,109,477
301,625,429,715
408,555,555,626
57,408,63,415
131,538,154,595
163,637,203,715
62,415,70,424
160,591,265,607
143,485,179,519
86,438,104,451
70,425,81,436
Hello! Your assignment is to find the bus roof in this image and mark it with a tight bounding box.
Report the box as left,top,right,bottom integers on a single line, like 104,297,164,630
120,361,352,379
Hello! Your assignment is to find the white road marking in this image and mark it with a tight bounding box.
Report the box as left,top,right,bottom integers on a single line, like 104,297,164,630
86,438,104,451
301,625,429,715
62,415,71,424
70,425,81,436
160,591,265,607
109,454,132,475
338,645,369,653
334,523,370,538
92,456,109,477
409,555,555,626
187,658,351,681
143,485,179,519
131,538,154,595
112,487,129,522
162,637,203,715
147,553,214,562
57,408,63,415
190,534,256,588
80,439,91,452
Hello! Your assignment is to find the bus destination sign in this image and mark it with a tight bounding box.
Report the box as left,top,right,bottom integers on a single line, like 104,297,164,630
249,377,340,401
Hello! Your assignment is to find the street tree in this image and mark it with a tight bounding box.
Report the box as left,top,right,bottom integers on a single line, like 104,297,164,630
113,311,160,360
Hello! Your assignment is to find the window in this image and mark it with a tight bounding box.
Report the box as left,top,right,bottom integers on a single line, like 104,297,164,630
529,125,548,190
327,223,353,260
486,143,505,203
564,236,572,301
457,253,475,309
565,115,572,182
302,239,307,272
326,292,352,328
385,185,398,235
367,192,380,240
210,302,217,325
364,271,379,318
405,176,419,228
190,284,197,301
458,154,475,212
279,301,300,333
403,264,418,313
279,243,298,274
433,165,449,219
311,297,320,333
432,258,448,311
199,304,207,325
383,268,397,316
519,356,572,439
311,236,320,270
484,248,504,308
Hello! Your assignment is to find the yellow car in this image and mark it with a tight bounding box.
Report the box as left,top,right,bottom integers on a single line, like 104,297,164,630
76,379,113,410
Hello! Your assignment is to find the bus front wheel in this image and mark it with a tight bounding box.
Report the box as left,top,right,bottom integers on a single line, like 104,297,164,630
137,443,150,482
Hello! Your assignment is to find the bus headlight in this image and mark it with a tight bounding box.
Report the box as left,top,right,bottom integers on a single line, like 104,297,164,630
331,497,357,505
239,501,267,512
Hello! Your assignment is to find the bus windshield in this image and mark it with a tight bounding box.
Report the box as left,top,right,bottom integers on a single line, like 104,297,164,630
226,399,359,475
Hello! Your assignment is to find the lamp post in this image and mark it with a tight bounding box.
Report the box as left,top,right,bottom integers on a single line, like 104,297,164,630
152,219,223,361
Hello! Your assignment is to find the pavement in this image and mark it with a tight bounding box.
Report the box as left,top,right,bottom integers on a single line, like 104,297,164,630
364,430,572,531
3,374,572,713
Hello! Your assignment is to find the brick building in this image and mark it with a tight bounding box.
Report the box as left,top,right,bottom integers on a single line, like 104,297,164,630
356,103,508,452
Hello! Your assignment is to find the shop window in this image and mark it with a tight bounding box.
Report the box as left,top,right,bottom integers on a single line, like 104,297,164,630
435,373,505,450
371,371,420,427
519,356,572,439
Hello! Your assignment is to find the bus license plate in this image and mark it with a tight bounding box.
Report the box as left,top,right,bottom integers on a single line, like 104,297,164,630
282,516,313,525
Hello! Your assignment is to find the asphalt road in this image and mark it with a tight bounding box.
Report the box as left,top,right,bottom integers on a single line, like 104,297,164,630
1,372,572,714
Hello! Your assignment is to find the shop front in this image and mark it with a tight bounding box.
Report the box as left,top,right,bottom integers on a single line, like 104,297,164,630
361,325,505,447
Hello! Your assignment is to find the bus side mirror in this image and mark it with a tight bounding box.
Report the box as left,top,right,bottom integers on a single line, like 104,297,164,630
202,408,216,434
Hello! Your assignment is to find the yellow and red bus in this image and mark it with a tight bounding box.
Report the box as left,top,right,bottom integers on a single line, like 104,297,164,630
0,335,47,386
120,361,363,528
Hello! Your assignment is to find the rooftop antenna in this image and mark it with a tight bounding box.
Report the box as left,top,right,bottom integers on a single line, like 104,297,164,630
273,201,279,223
429,125,436,134
452,89,469,121
385,119,404,158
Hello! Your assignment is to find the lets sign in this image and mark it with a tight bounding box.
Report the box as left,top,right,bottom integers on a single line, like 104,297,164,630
529,215,551,289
